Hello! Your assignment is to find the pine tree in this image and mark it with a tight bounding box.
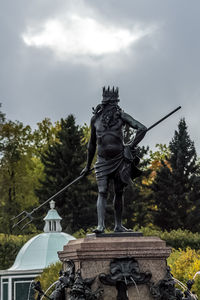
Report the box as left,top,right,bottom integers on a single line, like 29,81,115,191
36,115,97,233
151,118,200,231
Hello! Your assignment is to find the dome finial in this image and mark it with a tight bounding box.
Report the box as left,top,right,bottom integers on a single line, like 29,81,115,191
50,200,55,209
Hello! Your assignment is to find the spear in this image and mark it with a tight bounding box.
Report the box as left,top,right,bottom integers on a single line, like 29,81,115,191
131,106,181,147
147,106,181,131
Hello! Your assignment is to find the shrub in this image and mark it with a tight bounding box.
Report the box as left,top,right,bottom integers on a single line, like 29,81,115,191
138,227,200,250
73,228,92,238
168,248,200,297
0,234,34,269
34,261,63,297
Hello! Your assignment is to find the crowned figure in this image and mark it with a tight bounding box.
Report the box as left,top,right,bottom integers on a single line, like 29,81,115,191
81,86,147,233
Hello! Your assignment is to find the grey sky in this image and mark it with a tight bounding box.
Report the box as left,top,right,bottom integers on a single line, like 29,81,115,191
0,0,199,152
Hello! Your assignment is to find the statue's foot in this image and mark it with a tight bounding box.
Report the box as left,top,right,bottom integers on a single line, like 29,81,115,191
114,225,133,232
93,226,105,234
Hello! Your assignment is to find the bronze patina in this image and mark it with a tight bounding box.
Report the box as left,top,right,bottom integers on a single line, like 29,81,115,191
81,86,147,233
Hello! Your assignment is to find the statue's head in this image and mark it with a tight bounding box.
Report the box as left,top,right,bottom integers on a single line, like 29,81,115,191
102,86,120,105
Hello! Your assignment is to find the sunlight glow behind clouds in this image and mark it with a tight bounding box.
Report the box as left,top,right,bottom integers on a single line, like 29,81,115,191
22,14,154,62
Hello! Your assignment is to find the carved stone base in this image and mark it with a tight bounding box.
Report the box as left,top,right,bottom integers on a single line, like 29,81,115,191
58,234,171,300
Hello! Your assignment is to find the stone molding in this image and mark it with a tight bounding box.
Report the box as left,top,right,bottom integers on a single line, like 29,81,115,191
58,236,171,262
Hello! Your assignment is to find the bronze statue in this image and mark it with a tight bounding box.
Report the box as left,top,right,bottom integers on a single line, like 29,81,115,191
81,86,147,233
12,83,180,232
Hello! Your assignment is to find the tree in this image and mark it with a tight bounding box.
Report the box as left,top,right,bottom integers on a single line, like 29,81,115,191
33,118,61,155
146,144,171,185
36,115,97,233
0,120,40,233
151,118,200,231
0,109,60,233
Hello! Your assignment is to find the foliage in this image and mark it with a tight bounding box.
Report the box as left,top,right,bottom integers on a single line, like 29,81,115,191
145,144,171,185
138,227,200,250
34,261,63,297
73,227,94,238
168,248,200,297
0,120,39,233
0,113,61,234
81,123,91,146
150,119,200,231
33,118,61,155
0,233,34,269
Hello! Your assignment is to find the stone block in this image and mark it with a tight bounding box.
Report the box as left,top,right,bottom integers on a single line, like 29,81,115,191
58,234,171,300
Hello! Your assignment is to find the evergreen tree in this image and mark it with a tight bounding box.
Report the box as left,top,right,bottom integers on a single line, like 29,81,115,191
151,118,200,231
36,115,97,233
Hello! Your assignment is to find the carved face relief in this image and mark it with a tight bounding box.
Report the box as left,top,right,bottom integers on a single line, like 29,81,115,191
110,259,140,281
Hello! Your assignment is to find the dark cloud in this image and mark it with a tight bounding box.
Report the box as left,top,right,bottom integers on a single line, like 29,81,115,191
0,0,200,152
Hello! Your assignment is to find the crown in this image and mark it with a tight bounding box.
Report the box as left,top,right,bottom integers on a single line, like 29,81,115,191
102,86,119,102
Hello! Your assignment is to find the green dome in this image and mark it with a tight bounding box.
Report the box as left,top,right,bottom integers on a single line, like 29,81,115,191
9,200,76,271
9,232,75,271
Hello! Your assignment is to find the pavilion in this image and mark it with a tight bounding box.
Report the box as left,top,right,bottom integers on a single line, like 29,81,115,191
0,200,75,300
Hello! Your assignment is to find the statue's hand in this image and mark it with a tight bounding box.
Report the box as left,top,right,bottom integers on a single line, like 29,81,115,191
130,128,147,148
80,166,91,177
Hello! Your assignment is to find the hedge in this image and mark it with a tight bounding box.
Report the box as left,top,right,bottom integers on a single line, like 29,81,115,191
138,227,200,250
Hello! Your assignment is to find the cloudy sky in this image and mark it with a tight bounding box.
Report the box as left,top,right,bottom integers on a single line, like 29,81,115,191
0,0,200,152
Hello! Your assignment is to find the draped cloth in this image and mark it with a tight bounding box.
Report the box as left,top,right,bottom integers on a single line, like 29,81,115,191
95,146,142,185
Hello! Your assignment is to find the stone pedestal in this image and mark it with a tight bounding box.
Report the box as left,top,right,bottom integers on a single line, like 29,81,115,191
58,233,171,300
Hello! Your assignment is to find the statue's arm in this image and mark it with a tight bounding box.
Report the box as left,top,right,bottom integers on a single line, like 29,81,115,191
121,112,147,147
81,117,97,175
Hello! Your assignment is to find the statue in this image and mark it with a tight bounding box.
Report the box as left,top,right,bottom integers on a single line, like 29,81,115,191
81,86,147,233
11,83,180,232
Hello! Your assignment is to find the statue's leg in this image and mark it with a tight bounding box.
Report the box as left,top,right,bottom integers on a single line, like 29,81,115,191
113,175,132,232
113,178,124,232
93,176,109,234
